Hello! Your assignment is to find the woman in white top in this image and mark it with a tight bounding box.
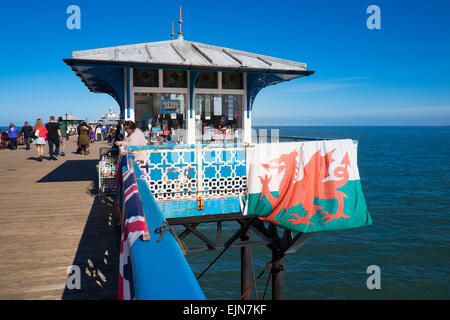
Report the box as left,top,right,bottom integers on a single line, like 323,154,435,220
95,125,102,141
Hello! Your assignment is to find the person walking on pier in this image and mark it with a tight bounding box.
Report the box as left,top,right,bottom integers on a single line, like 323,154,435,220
32,118,48,162
78,122,90,155
20,121,33,150
102,124,108,141
58,116,68,156
46,116,62,161
89,124,95,144
6,123,19,150
95,124,102,141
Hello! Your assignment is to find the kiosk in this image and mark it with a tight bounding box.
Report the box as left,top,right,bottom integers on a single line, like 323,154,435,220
64,24,314,300
63,16,370,300
64,35,313,145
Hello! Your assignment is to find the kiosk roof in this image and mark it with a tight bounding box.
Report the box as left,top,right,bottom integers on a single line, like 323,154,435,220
65,39,312,75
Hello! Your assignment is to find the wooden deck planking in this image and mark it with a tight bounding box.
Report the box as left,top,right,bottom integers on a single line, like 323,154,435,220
0,136,119,300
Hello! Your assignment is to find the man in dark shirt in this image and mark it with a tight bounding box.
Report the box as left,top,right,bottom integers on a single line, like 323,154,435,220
20,121,33,150
45,116,62,161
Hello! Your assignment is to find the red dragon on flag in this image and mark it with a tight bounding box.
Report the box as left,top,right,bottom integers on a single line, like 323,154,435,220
258,148,350,225
245,140,371,233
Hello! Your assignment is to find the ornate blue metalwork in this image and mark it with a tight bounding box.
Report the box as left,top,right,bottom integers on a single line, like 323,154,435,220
246,72,286,118
70,63,126,114
132,145,247,202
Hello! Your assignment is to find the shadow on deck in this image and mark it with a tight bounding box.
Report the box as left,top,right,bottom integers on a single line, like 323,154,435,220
37,160,99,183
50,159,120,299
62,196,119,300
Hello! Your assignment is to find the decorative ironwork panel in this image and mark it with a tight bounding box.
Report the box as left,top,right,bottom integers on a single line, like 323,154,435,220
201,148,247,198
134,146,247,201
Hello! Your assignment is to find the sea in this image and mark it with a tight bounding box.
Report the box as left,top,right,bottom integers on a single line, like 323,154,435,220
184,126,450,300
2,125,448,299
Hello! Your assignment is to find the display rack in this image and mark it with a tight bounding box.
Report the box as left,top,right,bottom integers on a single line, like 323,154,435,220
98,147,118,199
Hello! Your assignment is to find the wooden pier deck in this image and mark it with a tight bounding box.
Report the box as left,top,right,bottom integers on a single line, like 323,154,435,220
0,136,119,300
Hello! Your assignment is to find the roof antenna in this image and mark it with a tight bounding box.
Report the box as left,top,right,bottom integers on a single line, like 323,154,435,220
171,21,175,40
177,5,183,40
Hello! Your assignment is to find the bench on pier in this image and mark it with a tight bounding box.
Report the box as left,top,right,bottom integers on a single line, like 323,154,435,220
0,134,10,149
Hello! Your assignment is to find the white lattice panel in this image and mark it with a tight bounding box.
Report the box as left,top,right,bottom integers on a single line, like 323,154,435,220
134,146,247,201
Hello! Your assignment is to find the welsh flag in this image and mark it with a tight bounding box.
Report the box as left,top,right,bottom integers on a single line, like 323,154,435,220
244,139,372,233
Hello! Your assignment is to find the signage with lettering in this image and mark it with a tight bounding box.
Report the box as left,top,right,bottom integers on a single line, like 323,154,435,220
161,99,181,114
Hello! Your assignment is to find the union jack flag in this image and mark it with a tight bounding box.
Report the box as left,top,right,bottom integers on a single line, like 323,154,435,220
116,153,150,300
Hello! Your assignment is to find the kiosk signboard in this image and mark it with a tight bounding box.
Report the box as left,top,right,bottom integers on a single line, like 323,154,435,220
161,99,181,114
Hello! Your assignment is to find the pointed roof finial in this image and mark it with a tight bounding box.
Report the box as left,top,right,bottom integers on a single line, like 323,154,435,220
177,5,183,40
171,21,175,40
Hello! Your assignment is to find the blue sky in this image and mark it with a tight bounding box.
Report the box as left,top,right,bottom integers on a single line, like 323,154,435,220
0,0,449,126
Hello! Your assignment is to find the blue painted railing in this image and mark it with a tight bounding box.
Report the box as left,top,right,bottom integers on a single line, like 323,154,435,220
129,144,247,218
125,155,206,300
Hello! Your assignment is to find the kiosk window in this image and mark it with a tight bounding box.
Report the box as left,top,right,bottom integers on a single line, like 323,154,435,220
195,71,218,89
134,69,158,87
163,70,187,88
222,72,243,89
195,94,243,142
134,92,186,143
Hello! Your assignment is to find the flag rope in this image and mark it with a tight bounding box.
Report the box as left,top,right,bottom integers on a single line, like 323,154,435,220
239,262,272,300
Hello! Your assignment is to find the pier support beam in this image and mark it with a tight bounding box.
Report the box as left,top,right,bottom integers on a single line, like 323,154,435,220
240,232,251,300
271,250,285,300
168,215,313,300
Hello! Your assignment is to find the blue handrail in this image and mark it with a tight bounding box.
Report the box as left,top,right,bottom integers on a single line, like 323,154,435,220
129,142,246,150
128,159,206,300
